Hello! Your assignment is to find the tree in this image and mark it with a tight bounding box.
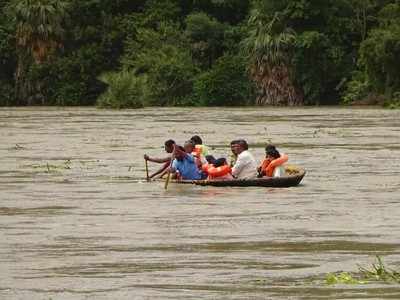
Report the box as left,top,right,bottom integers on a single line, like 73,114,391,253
185,12,226,69
193,53,254,106
9,0,67,105
359,2,400,100
243,8,303,106
120,22,198,106
0,0,15,105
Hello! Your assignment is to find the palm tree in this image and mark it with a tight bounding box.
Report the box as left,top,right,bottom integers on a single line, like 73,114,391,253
243,9,303,106
10,0,67,105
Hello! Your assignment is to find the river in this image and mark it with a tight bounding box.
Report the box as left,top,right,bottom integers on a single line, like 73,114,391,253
1,107,400,299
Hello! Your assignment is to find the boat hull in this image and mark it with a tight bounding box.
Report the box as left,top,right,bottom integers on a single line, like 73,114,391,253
167,166,305,188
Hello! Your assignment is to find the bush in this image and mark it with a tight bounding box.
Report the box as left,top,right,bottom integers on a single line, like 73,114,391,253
342,71,371,104
97,70,145,109
0,81,14,106
193,54,254,106
385,91,400,109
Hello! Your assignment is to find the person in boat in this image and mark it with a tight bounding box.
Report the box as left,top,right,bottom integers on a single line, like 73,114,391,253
258,145,288,178
144,139,175,179
229,139,239,167
190,135,221,166
231,139,257,179
203,158,233,180
169,145,207,180
190,135,210,156
184,140,207,168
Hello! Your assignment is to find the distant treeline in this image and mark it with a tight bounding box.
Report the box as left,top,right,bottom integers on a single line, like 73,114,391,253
0,0,399,108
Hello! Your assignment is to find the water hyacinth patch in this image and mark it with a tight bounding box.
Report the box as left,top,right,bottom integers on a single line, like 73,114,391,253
326,256,400,285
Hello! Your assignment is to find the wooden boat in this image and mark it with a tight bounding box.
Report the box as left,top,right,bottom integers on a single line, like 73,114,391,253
165,165,305,188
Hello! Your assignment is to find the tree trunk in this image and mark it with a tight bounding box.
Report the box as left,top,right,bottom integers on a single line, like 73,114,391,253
253,65,303,106
384,72,393,101
15,52,46,106
15,53,30,106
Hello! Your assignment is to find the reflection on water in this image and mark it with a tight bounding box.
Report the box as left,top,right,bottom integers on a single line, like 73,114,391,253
1,107,400,299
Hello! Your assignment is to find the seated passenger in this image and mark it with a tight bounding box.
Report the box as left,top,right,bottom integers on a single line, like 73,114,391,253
231,139,257,179
229,139,239,167
190,135,210,156
258,145,288,178
204,158,233,180
144,139,175,179
170,145,207,180
184,140,207,168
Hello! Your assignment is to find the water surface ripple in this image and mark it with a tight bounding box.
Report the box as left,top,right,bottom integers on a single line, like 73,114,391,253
1,107,400,299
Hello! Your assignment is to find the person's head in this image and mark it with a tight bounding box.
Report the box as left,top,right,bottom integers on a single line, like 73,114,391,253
230,139,240,155
175,145,186,161
190,135,203,145
265,144,276,153
184,140,195,153
214,158,227,167
265,146,280,160
232,139,248,155
164,139,175,153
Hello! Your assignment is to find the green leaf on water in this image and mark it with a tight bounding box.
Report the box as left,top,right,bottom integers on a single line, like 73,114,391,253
326,272,366,285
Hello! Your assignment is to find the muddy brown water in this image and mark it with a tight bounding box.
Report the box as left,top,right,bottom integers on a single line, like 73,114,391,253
1,107,400,299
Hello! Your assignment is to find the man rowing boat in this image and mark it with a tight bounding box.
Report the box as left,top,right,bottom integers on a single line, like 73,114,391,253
144,139,175,179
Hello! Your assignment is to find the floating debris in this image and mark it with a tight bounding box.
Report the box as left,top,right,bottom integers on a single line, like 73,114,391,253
326,256,400,285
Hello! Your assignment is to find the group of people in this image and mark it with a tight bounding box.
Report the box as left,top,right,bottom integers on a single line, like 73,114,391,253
144,135,288,181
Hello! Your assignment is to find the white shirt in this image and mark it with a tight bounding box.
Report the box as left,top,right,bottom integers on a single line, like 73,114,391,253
232,150,257,179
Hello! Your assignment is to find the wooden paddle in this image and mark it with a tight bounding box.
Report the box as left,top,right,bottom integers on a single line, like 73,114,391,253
164,145,176,190
145,158,149,181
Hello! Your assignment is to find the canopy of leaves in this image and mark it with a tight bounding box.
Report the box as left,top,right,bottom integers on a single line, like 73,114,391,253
0,0,399,107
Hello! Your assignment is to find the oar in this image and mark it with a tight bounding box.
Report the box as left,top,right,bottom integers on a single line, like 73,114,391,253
145,158,149,181
164,146,175,190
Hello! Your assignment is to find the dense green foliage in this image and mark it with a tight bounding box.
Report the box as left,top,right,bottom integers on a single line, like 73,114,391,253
194,54,254,106
97,70,145,109
0,0,399,107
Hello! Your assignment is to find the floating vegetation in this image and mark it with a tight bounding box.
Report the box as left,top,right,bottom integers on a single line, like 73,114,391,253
326,272,365,285
20,159,107,173
182,130,216,134
24,160,72,173
358,256,400,283
10,144,26,150
326,256,400,285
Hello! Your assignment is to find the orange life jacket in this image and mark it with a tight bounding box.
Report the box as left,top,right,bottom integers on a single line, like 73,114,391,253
260,154,288,177
202,163,231,179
